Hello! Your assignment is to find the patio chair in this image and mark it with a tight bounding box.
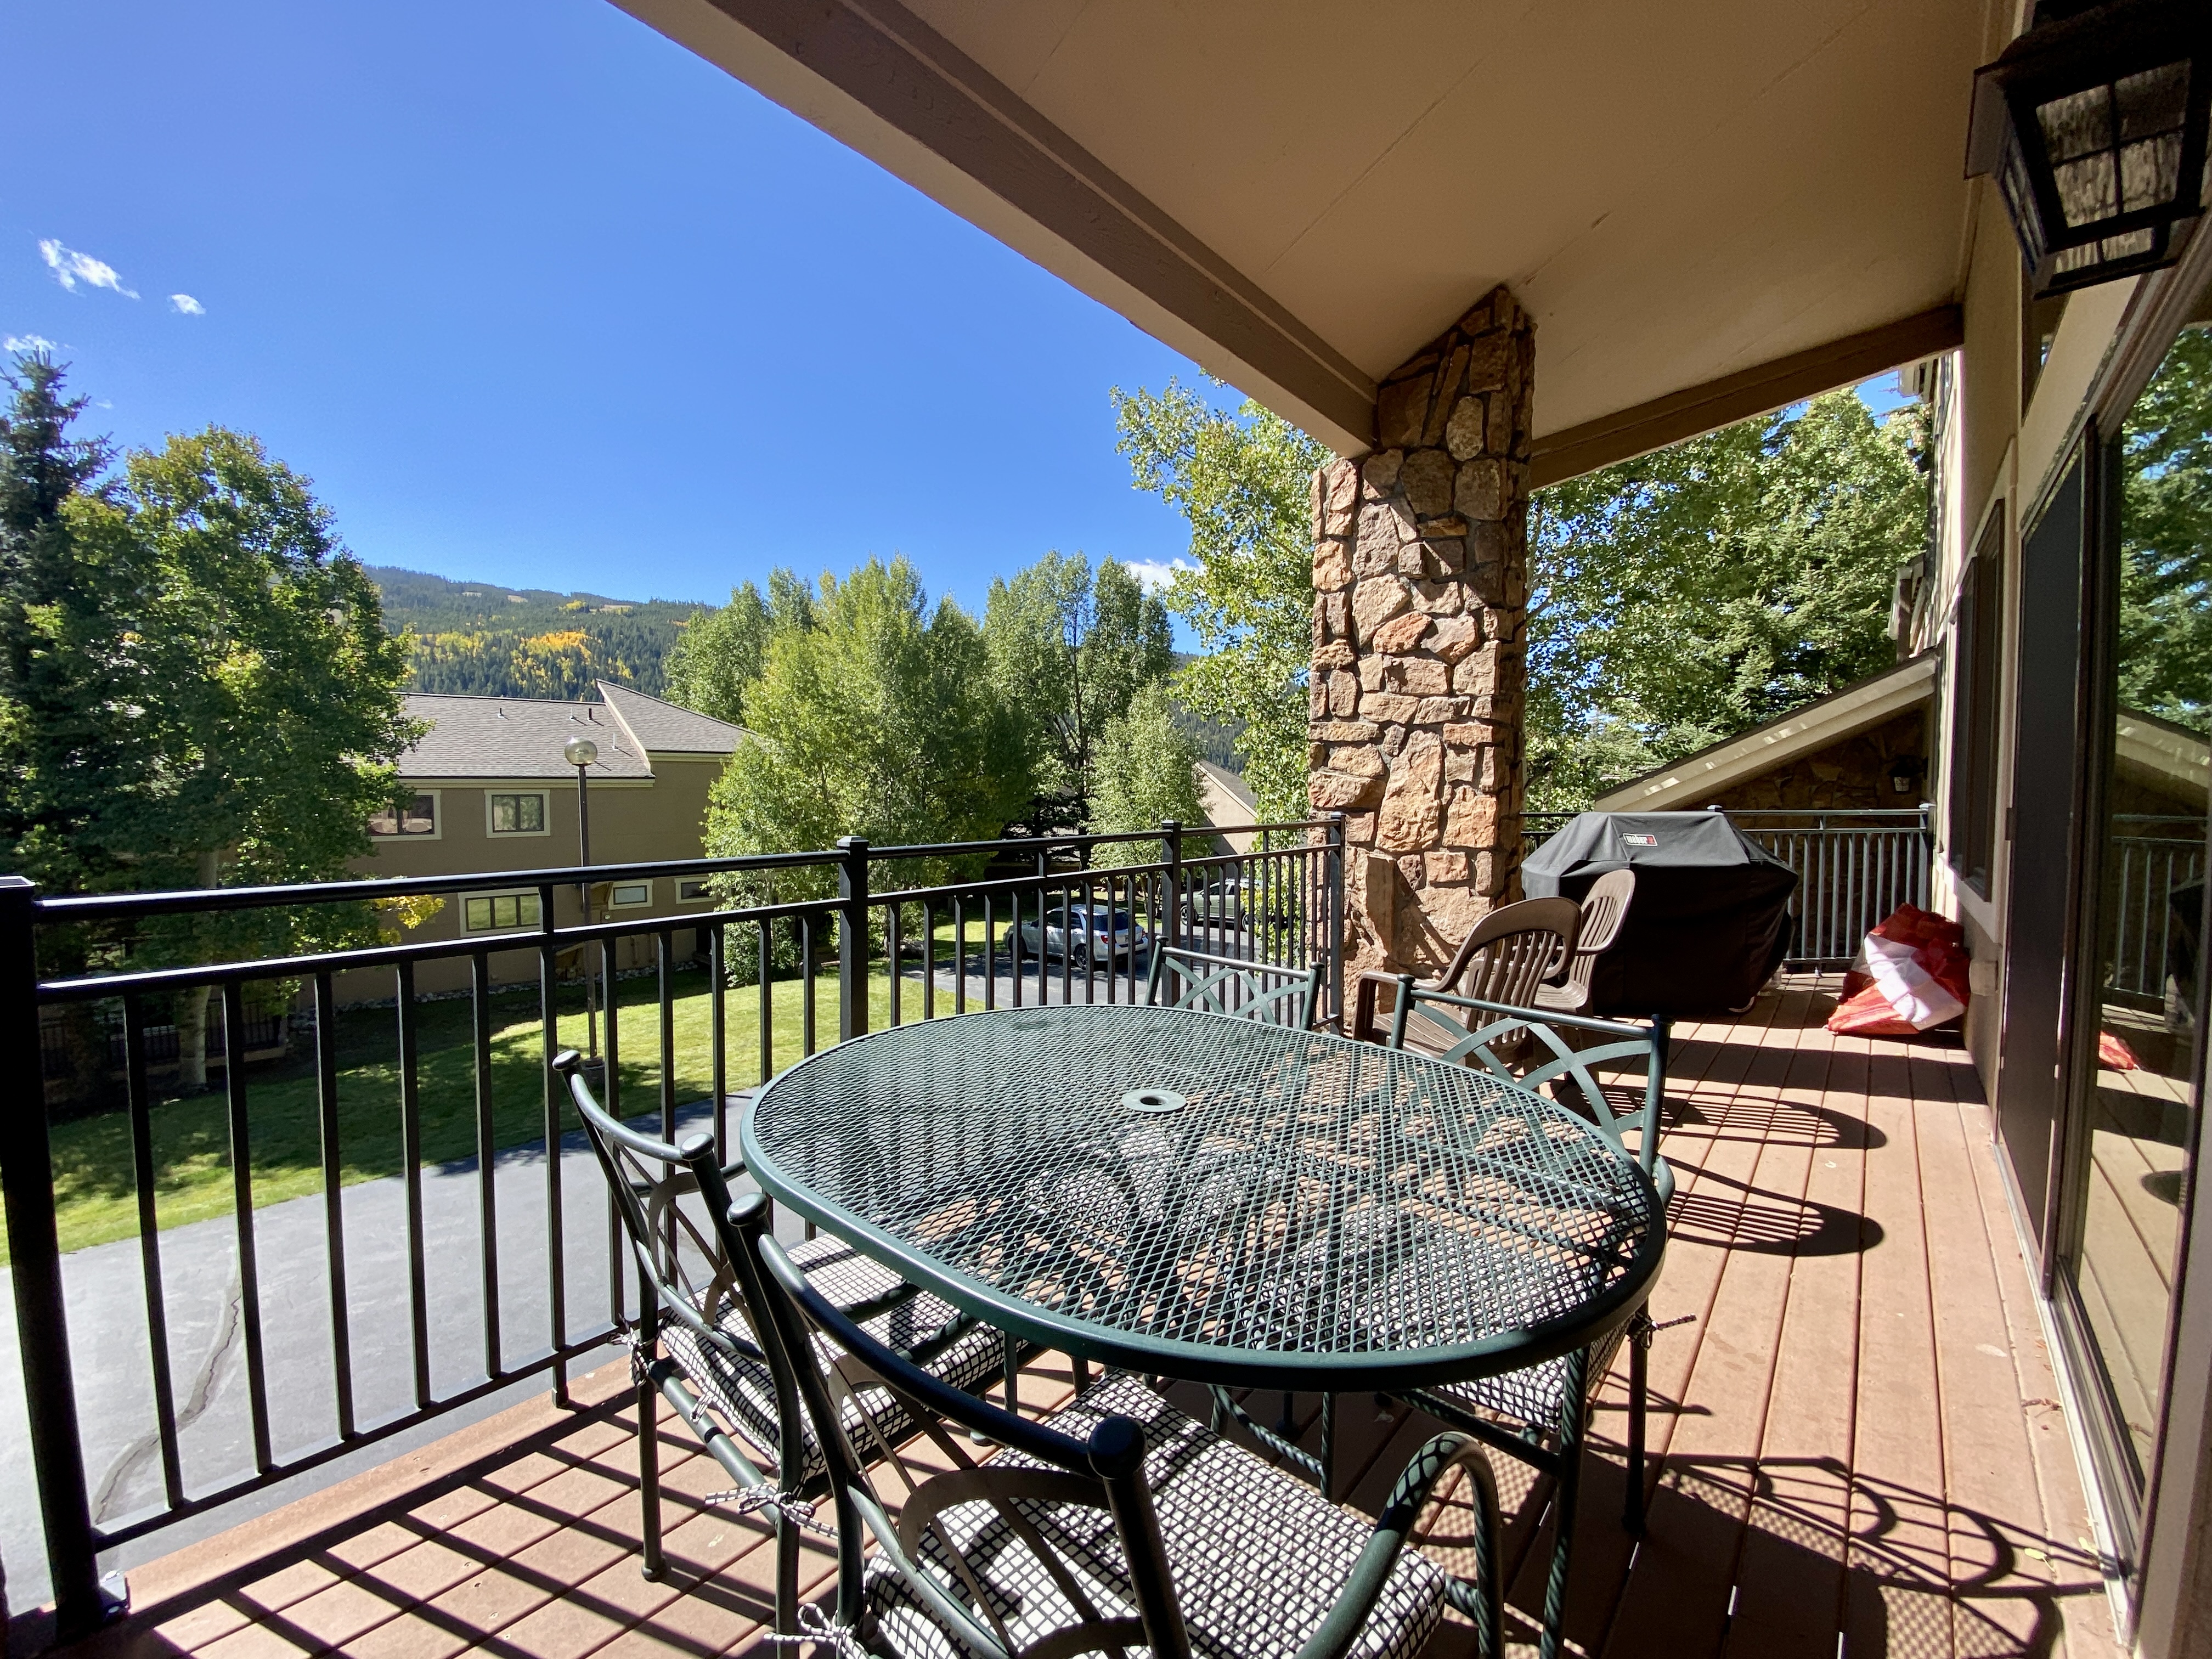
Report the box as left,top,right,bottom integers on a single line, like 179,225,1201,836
551,1051,1019,1635
736,1192,1510,1659
1384,984,1674,1534
1146,941,1323,1029
1350,895,1578,1046
1532,868,1637,1018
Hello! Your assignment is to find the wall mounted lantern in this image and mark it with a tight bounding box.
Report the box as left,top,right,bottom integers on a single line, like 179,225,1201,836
1967,0,2211,296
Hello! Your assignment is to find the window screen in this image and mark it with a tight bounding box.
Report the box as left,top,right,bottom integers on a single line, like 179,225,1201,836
1948,507,2008,898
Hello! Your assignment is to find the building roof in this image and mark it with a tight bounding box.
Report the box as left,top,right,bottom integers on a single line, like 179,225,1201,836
1593,653,1938,811
397,686,743,782
595,682,746,756
399,695,650,780
621,0,1983,466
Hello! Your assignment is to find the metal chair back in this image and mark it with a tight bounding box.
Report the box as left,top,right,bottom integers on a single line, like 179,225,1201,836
1387,983,1674,1204
1145,943,1322,1029
743,1208,1504,1659
1553,868,1637,1011
1434,896,1578,1007
742,1200,1194,1659
553,1052,801,1492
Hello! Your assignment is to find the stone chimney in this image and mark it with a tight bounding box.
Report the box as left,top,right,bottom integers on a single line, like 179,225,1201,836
1308,285,1534,977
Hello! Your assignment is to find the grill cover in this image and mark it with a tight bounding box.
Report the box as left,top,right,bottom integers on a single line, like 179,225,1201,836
1522,812,1799,1017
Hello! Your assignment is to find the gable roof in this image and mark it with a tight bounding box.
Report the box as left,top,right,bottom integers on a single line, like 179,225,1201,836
595,682,746,755
1593,653,1938,811
397,695,652,781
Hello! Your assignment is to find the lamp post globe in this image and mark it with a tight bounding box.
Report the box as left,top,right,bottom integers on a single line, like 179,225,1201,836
563,736,599,769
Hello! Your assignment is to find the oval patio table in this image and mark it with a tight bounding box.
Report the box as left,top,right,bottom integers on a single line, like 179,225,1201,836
740,1002,1666,1657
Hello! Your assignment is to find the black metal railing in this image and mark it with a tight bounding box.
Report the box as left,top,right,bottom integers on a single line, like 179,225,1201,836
1,815,1344,1633
1523,806,1933,969
2108,816,2206,1007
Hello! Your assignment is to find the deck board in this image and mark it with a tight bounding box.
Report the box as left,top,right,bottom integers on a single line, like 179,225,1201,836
54,979,2124,1659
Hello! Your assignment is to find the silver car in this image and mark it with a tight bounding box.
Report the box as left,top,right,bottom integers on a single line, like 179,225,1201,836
1014,904,1149,964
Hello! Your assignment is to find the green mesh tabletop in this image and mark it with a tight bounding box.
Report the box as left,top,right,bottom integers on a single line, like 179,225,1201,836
741,1005,1664,1392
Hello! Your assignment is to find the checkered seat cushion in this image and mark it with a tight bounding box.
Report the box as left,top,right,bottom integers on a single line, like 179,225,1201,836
862,1373,1448,1659
1415,1319,1634,1434
658,1234,1008,1486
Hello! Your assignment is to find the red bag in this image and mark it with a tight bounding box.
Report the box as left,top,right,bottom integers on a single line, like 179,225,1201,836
1828,904,1971,1037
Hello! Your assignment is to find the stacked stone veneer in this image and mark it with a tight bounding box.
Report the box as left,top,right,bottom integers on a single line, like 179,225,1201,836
1308,285,1535,977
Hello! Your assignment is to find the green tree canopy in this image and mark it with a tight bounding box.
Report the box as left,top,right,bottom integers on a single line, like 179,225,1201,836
982,550,1172,826
703,557,1032,893
1088,680,1205,867
2118,324,2212,734
664,567,816,727
2,358,415,897
1113,380,1326,823
1,354,419,1088
1526,388,1926,808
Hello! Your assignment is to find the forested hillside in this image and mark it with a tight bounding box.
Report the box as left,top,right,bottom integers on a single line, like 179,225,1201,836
365,566,702,698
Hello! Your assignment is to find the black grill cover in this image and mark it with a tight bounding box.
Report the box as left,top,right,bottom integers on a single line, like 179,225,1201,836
1522,811,1799,1017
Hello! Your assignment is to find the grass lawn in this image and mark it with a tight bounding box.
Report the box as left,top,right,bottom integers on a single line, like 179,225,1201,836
32,960,940,1263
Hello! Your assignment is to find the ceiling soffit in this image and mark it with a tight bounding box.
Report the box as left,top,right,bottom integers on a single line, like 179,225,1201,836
617,0,1984,459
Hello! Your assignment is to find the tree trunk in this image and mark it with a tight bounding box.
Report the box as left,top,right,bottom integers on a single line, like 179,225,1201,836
173,985,215,1092
174,850,221,1091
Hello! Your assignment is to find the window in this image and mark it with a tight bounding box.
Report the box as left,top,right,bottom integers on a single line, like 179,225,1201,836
1946,506,2007,898
369,793,438,837
487,792,548,835
462,890,541,932
677,879,711,901
608,881,652,909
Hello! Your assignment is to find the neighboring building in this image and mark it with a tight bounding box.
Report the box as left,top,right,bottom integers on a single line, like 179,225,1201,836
1594,654,1939,814
348,682,741,996
1194,760,1259,855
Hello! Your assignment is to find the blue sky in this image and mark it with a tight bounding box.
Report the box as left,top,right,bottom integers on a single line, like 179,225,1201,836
4,0,1910,621
0,0,1223,616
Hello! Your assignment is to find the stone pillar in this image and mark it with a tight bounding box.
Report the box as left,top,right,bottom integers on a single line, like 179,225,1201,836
1308,285,1533,978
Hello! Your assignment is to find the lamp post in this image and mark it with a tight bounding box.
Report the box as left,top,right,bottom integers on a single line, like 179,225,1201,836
564,736,600,1062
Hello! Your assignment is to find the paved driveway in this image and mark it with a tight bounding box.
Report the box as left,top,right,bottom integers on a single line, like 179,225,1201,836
0,1098,801,1615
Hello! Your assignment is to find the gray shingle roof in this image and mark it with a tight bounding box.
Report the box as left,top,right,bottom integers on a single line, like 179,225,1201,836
595,683,744,755
398,695,652,780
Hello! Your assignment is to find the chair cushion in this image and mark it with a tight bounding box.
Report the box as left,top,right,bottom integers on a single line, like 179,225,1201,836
659,1234,1007,1486
1418,1318,1633,1435
862,1373,1447,1659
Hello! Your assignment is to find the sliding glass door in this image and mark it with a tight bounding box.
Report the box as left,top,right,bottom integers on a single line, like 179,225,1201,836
2056,314,2211,1536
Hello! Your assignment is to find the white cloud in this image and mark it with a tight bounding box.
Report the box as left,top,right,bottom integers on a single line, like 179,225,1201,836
170,293,205,315
39,239,138,298
1118,557,1197,595
4,334,58,353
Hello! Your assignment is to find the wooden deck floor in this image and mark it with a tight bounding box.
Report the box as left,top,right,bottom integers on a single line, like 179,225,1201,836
60,977,2121,1659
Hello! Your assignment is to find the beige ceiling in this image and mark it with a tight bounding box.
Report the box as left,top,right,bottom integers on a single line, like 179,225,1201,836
619,0,1994,456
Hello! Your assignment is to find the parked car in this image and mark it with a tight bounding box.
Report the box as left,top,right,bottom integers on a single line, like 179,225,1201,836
1184,876,1252,927
1014,904,1149,963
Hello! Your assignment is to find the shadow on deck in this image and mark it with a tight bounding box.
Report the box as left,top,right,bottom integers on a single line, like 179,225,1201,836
50,977,2121,1659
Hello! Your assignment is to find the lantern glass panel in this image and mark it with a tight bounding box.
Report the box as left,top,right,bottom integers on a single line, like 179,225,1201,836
2039,86,2112,164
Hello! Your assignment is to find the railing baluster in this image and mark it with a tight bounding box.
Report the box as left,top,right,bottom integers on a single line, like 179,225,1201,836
603,927,622,1117
223,979,275,1470
888,902,903,1026
658,929,676,1141
983,894,996,1011
953,896,967,1015
124,992,186,1503
469,955,499,1383
537,882,568,1406
710,922,728,1157
922,901,937,1020
800,913,817,1056
758,918,774,1084
394,964,431,1409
